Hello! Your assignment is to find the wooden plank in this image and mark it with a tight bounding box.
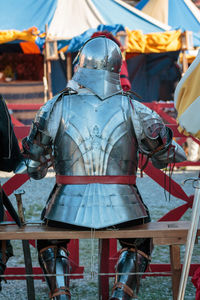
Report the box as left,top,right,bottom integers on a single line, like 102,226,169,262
0,81,44,93
6,99,44,105
13,111,37,120
0,221,199,241
153,237,187,245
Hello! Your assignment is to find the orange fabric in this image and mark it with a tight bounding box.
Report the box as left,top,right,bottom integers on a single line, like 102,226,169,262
20,42,41,54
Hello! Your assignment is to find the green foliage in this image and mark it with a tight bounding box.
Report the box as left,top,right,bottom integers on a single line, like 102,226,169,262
3,65,14,79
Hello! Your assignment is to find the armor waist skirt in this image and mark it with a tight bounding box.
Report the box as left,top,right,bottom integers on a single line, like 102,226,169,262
44,175,148,229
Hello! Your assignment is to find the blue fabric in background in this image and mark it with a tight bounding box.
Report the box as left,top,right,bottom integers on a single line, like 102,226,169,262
0,0,57,32
127,51,180,102
66,24,125,53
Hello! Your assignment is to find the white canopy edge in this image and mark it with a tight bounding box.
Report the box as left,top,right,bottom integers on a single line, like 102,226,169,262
114,0,172,31
184,0,200,23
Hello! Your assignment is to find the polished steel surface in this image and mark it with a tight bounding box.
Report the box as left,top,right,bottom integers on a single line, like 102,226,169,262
44,90,147,228
39,246,70,299
26,89,186,229
73,37,122,99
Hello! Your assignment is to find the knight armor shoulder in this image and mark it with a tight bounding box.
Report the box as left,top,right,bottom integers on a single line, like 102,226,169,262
19,88,78,179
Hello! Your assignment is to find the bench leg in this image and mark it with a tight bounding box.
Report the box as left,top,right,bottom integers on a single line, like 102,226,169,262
170,245,181,300
22,240,35,300
98,239,110,300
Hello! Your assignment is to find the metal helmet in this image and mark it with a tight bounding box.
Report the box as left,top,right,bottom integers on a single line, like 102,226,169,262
72,36,123,100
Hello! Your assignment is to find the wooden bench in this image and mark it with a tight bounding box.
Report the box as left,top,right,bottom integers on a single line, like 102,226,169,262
0,221,199,300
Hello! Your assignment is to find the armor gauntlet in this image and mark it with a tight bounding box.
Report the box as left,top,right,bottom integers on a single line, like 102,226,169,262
130,100,187,169
22,121,52,180
139,117,186,169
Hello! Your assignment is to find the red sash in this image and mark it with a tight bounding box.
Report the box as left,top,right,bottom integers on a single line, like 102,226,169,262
56,175,136,185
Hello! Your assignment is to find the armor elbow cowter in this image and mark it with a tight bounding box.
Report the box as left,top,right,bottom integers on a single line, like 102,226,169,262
140,126,187,169
22,122,52,180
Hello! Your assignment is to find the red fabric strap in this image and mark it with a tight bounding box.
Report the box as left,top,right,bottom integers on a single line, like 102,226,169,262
138,156,194,222
56,175,136,185
3,174,30,196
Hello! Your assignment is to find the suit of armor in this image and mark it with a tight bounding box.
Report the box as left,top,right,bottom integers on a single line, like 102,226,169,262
23,37,186,299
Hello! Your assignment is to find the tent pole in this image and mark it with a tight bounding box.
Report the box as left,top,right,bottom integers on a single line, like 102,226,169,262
47,58,53,99
66,52,72,82
181,31,193,75
177,178,200,300
44,24,53,100
43,46,48,103
43,24,49,102
182,51,188,75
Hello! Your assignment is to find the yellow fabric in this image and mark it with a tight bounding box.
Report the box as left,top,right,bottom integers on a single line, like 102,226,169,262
177,125,200,139
174,50,200,139
142,0,168,24
0,26,182,55
126,29,182,54
0,27,38,44
179,53,197,65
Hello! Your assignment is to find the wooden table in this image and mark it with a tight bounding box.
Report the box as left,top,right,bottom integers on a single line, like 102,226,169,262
0,221,199,300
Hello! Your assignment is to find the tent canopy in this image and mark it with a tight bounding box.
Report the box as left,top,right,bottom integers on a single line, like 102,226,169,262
135,0,200,47
0,0,186,55
0,0,182,102
0,0,57,33
48,0,170,40
0,0,170,36
0,0,173,53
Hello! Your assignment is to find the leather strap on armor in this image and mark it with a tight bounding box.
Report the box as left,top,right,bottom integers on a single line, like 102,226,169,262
38,245,71,300
49,286,71,299
120,247,151,262
148,144,165,158
110,247,150,299
111,282,136,298
56,175,136,185
39,245,57,255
